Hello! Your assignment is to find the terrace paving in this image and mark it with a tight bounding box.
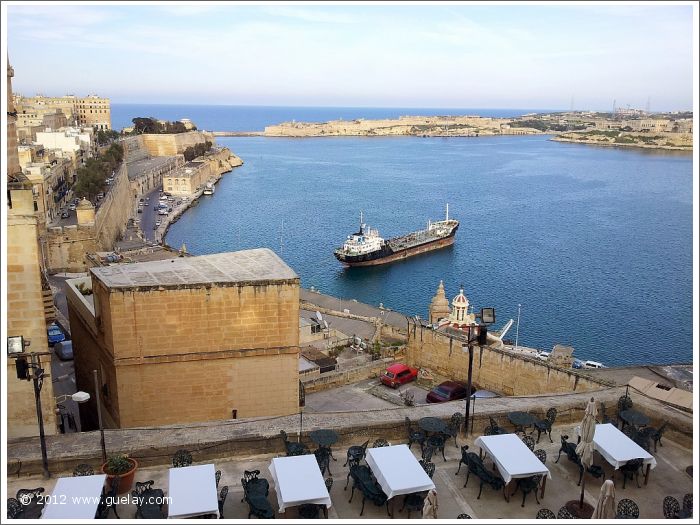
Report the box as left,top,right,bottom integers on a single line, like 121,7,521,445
6,422,692,520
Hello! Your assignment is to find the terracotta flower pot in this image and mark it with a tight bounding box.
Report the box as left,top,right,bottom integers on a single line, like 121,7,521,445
101,458,138,495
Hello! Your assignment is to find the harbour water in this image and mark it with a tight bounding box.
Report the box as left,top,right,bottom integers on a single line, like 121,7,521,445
115,105,692,367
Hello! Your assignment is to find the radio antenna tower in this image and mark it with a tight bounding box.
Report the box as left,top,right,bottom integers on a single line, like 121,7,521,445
612,99,616,113
645,97,651,114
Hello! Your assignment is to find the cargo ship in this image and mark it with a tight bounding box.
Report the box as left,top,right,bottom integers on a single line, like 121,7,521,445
334,205,459,267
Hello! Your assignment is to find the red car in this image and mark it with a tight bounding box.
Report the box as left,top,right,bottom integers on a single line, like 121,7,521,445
426,381,471,403
380,363,419,388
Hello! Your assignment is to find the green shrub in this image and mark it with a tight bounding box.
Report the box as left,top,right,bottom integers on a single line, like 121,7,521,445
104,454,133,475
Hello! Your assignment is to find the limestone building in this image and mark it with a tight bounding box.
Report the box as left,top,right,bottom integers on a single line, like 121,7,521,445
66,249,301,429
7,61,58,438
163,160,212,196
15,93,111,129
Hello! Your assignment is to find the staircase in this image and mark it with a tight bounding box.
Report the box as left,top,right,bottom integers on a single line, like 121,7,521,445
42,287,56,324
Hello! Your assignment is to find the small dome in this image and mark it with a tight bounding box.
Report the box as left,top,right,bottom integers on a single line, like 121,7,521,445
452,287,469,307
77,198,94,210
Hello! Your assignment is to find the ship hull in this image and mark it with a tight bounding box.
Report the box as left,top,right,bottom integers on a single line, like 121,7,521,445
335,223,458,267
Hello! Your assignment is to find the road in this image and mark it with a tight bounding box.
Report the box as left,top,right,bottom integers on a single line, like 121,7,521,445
300,289,409,330
138,186,162,242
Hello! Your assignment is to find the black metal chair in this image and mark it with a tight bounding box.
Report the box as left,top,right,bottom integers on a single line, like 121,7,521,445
400,491,427,519
682,493,693,517
15,488,45,519
616,498,639,519
421,444,435,464
215,470,221,488
513,475,541,507
372,438,390,448
348,465,389,517
536,508,556,519
469,461,505,500
457,513,472,518
641,421,668,452
620,458,644,489
242,471,274,519
521,434,535,451
172,449,193,467
534,449,547,465
419,459,435,479
297,477,332,518
617,395,633,428
555,435,585,486
663,496,681,519
557,506,575,519
405,417,426,452
96,479,120,519
218,486,229,519
427,433,447,462
132,480,166,519
73,463,94,476
315,446,332,476
534,408,557,444
344,440,369,467
280,430,309,456
443,412,464,448
7,498,24,519
484,416,507,436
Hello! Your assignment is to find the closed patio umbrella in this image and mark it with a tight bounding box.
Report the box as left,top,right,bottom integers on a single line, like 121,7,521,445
422,488,439,519
592,479,616,519
569,397,597,516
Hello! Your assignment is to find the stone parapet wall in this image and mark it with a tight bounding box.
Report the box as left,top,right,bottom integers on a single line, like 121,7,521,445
302,358,396,394
6,384,691,477
406,324,608,396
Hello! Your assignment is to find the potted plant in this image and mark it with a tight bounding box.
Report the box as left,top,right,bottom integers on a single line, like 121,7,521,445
101,454,138,494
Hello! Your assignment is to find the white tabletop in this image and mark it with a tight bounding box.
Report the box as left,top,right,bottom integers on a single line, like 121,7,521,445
41,474,106,519
583,423,657,470
269,455,332,512
365,444,435,500
168,464,219,518
474,434,551,484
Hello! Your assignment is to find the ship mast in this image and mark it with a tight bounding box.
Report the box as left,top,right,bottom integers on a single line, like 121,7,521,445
446,203,449,221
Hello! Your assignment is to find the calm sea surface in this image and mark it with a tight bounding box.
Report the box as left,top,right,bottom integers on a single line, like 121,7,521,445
117,105,693,366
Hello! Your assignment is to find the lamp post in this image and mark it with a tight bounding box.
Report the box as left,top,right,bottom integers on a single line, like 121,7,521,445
515,304,521,352
461,308,495,435
93,369,107,463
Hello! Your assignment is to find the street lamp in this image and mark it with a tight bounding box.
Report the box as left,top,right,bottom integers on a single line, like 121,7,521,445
56,391,91,404
461,308,496,435
7,336,51,478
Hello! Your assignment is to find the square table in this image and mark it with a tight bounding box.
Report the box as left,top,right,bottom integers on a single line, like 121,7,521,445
41,474,106,519
474,433,551,500
168,464,219,518
269,454,332,516
365,444,435,516
581,423,657,485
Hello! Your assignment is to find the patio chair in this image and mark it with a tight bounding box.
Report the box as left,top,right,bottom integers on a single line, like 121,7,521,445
683,493,692,515
427,433,447,462
347,462,373,501
617,395,633,428
73,463,94,476
663,496,681,519
218,486,229,518
95,479,120,519
534,449,547,465
345,458,361,490
15,488,45,519
534,408,557,444
536,508,556,519
616,498,639,519
400,491,427,519
620,458,643,489
460,448,486,489
557,506,575,519
172,449,193,467
405,417,426,452
513,475,541,507
242,472,274,519
215,470,221,488
358,478,389,517
344,440,369,467
457,513,472,518
315,446,332,476
7,498,24,519
470,461,505,500
642,421,668,452
484,416,507,436
280,430,309,457
521,434,535,451
372,438,390,448
132,481,166,519
555,435,586,486
240,470,269,501
297,479,332,519
419,459,436,479
443,412,464,448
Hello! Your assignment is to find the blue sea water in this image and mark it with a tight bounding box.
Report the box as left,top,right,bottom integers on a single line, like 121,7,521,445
115,105,693,367
111,104,557,132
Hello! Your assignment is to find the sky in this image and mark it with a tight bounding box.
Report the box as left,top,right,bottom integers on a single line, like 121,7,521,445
3,2,696,110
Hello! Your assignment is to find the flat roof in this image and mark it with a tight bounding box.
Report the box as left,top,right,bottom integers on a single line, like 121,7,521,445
90,249,298,290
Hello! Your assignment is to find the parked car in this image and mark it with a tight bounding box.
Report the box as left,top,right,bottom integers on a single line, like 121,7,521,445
137,207,143,213
380,363,418,388
426,381,473,403
68,204,77,211
47,323,65,346
572,359,584,369
60,211,70,219
54,340,73,361
582,360,606,369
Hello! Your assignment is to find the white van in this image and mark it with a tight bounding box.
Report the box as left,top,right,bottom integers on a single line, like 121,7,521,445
582,360,606,369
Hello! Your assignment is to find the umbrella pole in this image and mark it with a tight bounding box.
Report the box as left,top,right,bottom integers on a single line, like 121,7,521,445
579,471,586,508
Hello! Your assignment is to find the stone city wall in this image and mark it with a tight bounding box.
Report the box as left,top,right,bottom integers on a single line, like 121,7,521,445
94,161,131,248
406,324,607,395
140,131,215,156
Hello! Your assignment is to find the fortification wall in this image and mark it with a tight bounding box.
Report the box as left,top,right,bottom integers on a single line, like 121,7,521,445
406,323,607,395
140,131,215,156
94,162,131,248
